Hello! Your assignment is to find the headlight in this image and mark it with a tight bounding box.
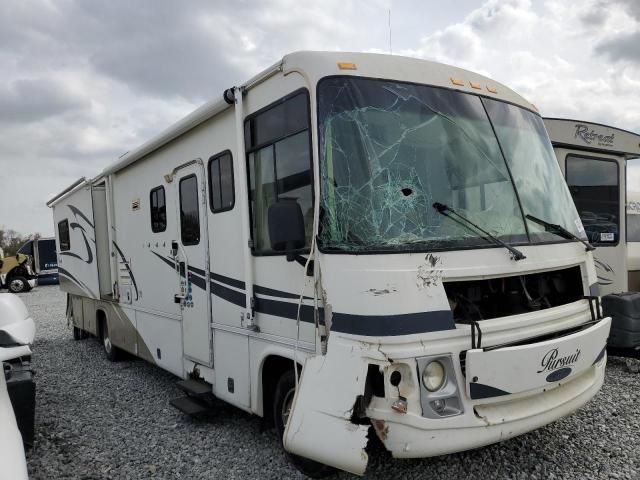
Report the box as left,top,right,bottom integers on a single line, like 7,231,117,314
422,360,446,391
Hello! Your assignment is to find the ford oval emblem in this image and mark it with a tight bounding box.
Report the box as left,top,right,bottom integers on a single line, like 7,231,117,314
546,367,572,382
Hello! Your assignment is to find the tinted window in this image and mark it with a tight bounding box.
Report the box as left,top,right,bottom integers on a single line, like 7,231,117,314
179,175,200,245
246,91,312,253
39,239,57,270
18,240,33,256
208,152,235,212
58,220,70,251
566,155,619,245
245,92,309,150
150,186,167,232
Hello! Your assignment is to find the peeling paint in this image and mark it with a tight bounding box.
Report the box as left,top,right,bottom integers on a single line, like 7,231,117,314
364,285,399,296
372,419,389,441
416,253,443,289
324,303,333,332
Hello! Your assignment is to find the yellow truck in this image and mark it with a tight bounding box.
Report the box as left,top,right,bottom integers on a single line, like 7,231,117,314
0,253,37,293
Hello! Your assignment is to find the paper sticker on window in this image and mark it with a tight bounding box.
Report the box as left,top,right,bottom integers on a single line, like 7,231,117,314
575,219,584,233
600,232,614,242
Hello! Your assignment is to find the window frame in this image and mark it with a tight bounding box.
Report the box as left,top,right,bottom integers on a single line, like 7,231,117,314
565,153,620,247
179,174,201,246
244,88,314,256
208,150,235,213
58,219,70,251
149,185,167,233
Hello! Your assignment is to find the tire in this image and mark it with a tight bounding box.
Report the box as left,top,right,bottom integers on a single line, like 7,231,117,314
101,321,119,362
8,276,29,293
273,370,336,478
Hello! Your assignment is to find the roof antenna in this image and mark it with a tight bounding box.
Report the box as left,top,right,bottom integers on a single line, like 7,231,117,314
388,9,392,54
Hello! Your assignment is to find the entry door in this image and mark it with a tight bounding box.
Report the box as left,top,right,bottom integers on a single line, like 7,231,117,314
175,162,212,366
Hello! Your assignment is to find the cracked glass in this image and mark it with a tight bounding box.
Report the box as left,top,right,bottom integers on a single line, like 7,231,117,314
484,100,585,243
317,77,527,252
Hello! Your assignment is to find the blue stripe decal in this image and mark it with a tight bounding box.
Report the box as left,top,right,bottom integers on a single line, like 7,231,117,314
149,251,452,335
331,310,455,336
592,346,606,365
254,297,318,323
57,267,98,298
469,382,510,400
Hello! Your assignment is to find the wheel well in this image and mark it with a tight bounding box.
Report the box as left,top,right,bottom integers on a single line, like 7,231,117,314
261,355,301,427
7,266,27,279
96,309,107,338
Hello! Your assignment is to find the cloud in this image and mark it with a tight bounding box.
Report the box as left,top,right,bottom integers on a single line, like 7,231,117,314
0,77,89,123
397,0,640,134
595,32,640,62
2,0,640,235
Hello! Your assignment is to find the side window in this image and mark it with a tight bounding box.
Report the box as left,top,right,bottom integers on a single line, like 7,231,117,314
566,155,619,246
58,220,70,251
150,186,167,232
208,152,235,213
245,90,312,253
18,240,33,256
179,175,200,245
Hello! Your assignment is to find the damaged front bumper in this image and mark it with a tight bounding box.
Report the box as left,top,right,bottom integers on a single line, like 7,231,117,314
369,357,605,458
284,304,609,475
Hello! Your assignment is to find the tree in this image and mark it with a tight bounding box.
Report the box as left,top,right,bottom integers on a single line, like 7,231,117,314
0,227,41,257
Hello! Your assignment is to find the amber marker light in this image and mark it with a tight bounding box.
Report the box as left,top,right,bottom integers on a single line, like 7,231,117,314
337,62,357,70
486,85,498,93
450,77,465,86
469,81,482,89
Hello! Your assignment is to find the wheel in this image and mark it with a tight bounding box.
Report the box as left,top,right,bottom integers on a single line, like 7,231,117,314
101,321,119,362
8,276,29,293
273,370,336,478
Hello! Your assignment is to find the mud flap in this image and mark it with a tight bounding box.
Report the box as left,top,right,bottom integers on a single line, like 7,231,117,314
283,340,370,475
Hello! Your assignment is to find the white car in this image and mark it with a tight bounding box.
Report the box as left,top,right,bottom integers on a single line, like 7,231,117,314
0,293,36,480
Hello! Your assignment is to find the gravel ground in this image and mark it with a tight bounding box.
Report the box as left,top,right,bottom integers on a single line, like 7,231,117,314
16,285,640,479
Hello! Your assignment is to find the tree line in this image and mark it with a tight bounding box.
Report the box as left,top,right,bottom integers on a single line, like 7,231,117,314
0,228,41,257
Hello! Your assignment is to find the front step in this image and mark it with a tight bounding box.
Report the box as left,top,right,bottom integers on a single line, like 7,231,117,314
176,379,212,397
169,396,209,416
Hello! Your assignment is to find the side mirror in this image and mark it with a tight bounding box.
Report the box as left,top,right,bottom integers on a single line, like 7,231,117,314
171,241,179,257
268,200,306,261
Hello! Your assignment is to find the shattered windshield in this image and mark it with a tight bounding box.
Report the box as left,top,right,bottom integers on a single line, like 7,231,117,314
317,77,581,252
483,100,586,243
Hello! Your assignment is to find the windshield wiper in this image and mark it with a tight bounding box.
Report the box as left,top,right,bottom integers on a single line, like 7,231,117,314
433,202,526,261
525,214,595,252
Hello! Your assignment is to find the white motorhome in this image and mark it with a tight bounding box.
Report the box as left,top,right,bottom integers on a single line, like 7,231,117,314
49,52,610,476
544,119,640,295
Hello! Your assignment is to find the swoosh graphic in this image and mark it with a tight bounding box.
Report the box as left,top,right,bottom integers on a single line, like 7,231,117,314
113,242,139,301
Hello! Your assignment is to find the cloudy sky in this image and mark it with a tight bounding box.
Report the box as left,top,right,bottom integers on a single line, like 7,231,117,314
1,0,640,236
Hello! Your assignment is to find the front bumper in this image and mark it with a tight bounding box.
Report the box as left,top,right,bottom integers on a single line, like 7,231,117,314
370,355,605,458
